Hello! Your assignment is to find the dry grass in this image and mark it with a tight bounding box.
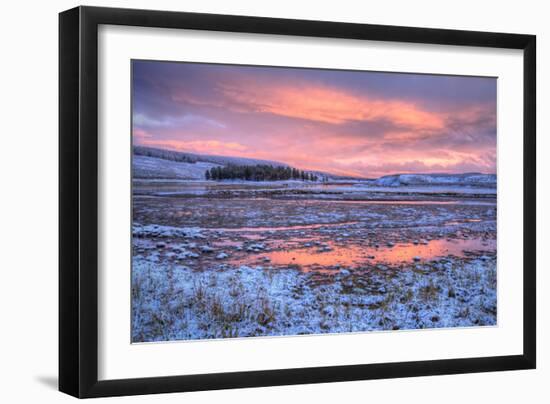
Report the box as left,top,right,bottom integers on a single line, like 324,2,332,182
419,280,441,302
132,254,497,342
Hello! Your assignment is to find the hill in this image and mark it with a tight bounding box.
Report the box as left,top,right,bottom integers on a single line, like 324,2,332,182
369,173,496,188
133,146,327,181
134,146,285,167
133,146,496,186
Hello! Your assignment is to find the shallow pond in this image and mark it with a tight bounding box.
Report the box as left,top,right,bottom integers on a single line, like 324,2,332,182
231,237,496,269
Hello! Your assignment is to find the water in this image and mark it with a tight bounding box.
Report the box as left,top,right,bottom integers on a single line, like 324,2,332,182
209,221,359,233
231,237,495,269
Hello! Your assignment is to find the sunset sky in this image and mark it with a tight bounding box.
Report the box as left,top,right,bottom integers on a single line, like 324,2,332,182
132,60,496,178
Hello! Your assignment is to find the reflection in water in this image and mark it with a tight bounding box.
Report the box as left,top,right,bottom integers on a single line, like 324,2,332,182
232,238,496,268
317,200,496,206
301,200,456,205
211,221,358,233
445,219,483,226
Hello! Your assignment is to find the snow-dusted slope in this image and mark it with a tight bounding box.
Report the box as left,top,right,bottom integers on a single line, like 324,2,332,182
133,147,497,186
134,146,285,167
133,155,221,180
371,173,496,188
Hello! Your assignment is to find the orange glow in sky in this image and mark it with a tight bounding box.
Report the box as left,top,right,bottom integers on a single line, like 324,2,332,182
132,61,496,178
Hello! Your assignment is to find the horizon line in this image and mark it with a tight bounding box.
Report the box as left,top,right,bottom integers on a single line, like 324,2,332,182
133,145,497,179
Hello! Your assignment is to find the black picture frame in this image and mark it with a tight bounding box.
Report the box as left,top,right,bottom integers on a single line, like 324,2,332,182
59,5,536,398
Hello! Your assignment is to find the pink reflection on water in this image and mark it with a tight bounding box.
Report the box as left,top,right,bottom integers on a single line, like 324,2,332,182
237,238,496,268
445,218,483,226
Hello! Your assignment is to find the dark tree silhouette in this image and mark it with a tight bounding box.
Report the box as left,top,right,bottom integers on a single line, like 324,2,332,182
205,164,318,182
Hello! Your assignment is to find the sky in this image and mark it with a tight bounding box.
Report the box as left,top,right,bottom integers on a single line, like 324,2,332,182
132,60,497,178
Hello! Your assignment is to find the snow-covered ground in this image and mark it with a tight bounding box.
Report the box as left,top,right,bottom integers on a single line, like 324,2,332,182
131,186,497,342
368,173,496,188
133,155,221,180
132,254,496,342
131,151,497,342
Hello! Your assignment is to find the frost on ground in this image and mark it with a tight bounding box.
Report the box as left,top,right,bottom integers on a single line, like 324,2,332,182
133,155,221,180
131,177,497,342
132,255,496,342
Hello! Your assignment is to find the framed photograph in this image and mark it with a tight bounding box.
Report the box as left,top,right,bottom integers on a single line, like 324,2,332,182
59,6,536,398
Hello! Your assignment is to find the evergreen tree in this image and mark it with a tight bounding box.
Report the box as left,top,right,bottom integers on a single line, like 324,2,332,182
206,164,323,182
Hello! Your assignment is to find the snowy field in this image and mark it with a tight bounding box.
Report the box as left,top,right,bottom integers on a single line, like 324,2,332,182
131,160,497,342
133,155,221,180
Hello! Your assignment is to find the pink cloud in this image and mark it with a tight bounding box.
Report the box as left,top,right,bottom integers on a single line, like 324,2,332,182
175,82,447,131
133,128,152,141
140,138,247,155
140,75,495,177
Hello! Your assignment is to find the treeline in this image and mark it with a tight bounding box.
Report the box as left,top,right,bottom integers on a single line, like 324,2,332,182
206,164,319,182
